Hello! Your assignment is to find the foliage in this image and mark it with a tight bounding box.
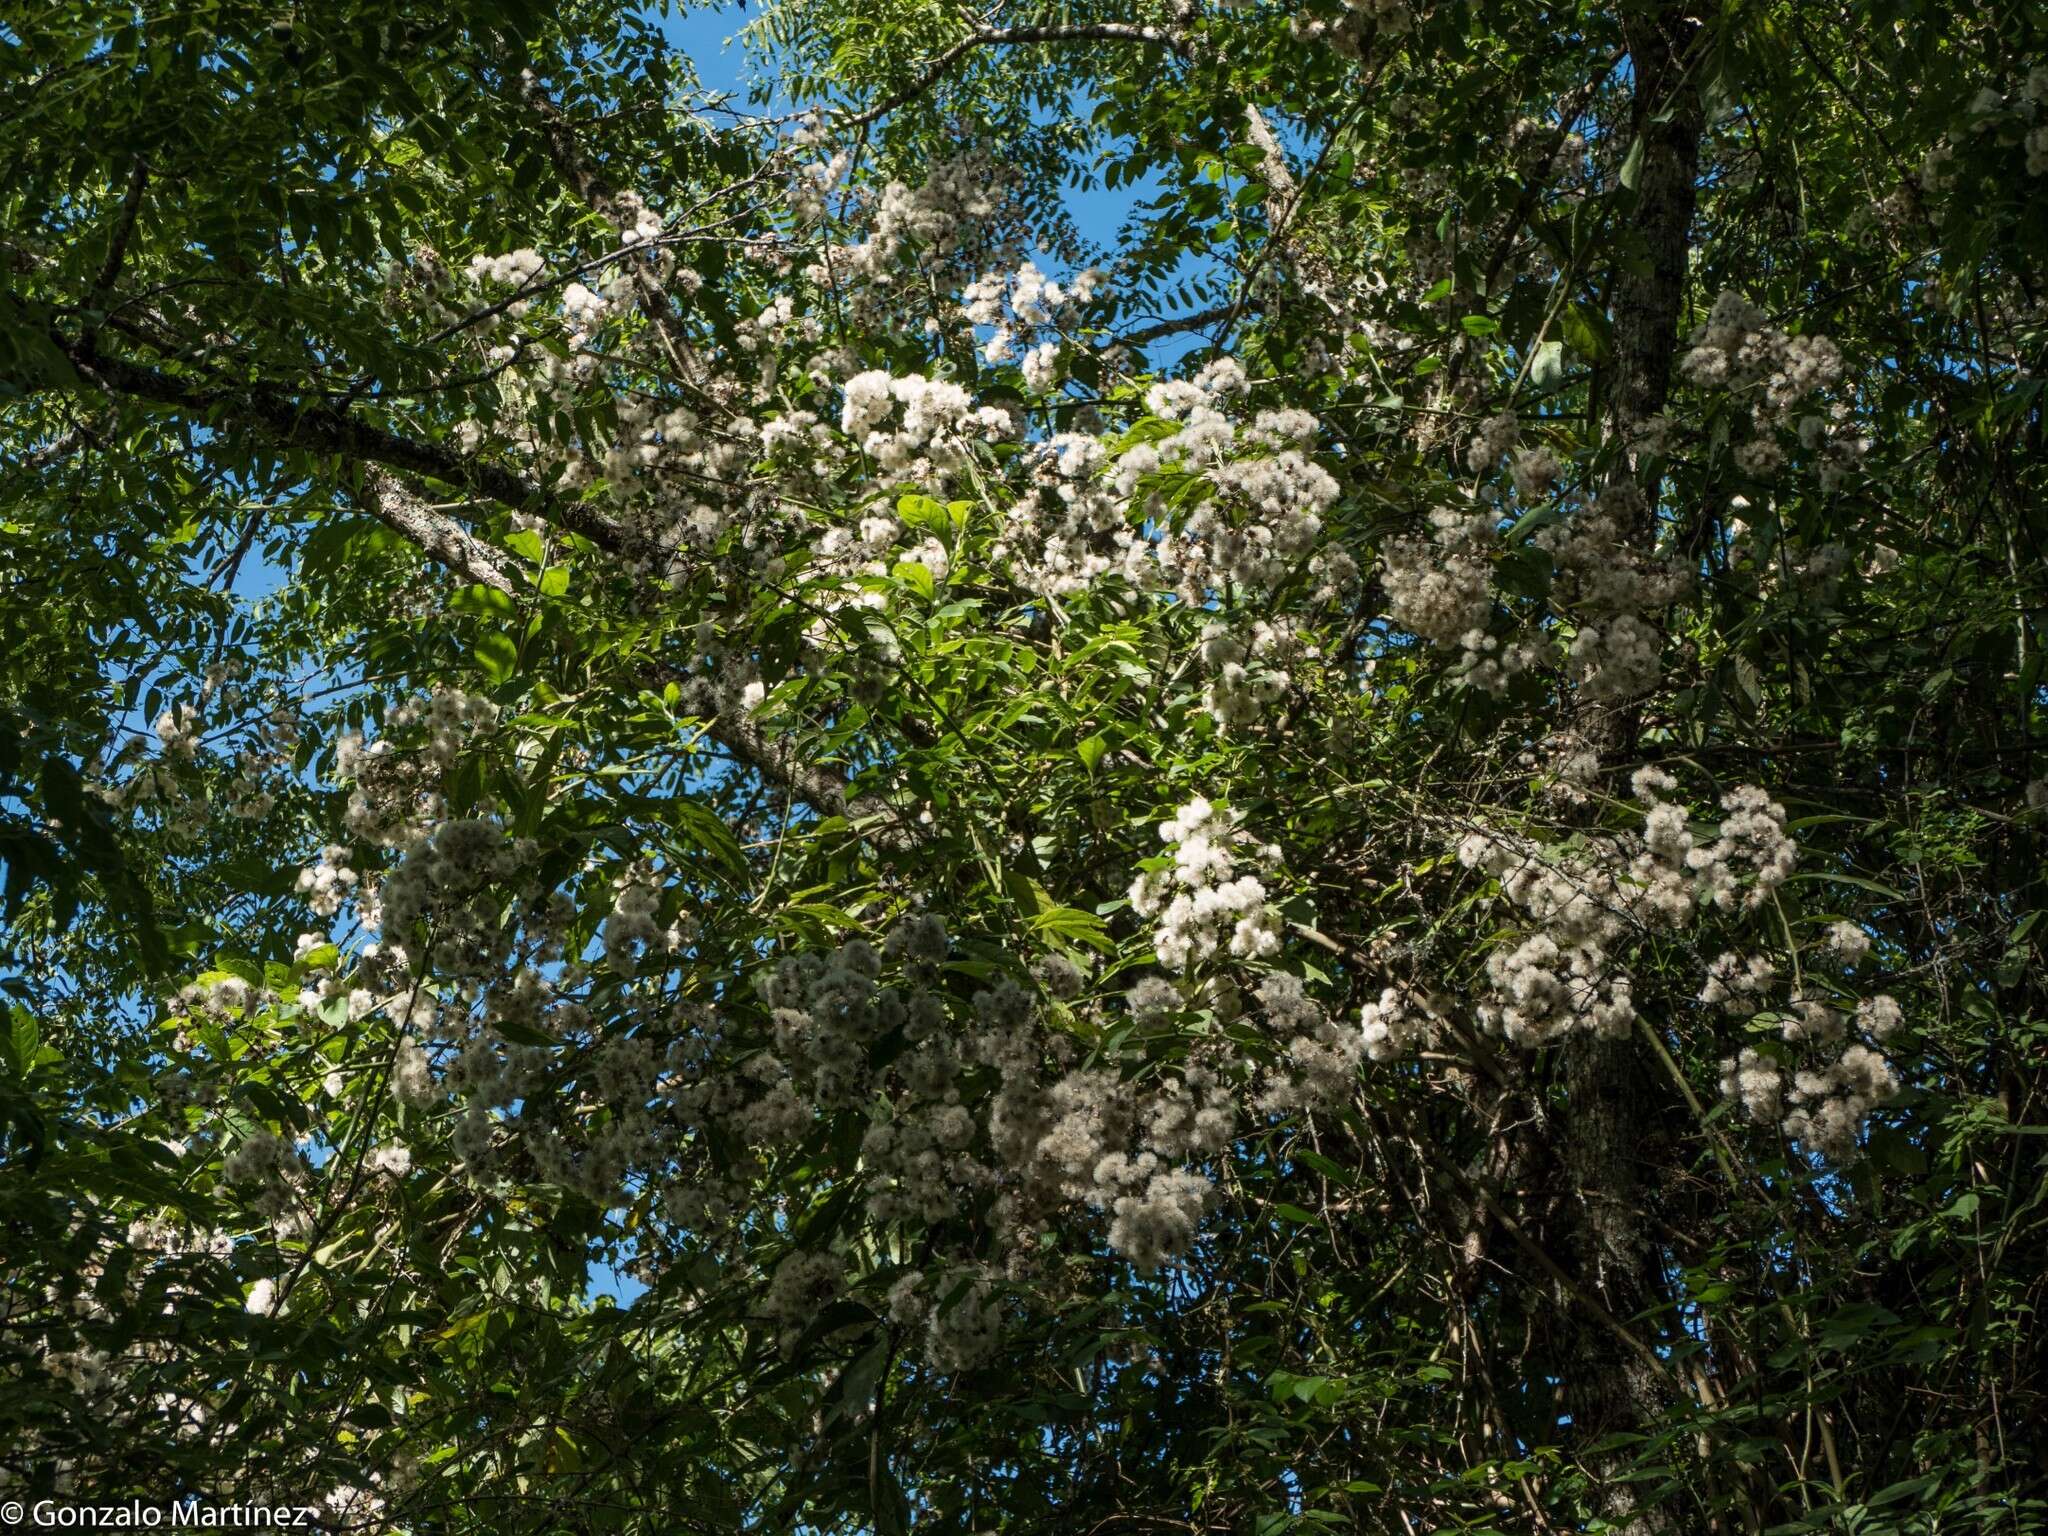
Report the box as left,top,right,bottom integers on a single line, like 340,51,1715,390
2,0,2046,1532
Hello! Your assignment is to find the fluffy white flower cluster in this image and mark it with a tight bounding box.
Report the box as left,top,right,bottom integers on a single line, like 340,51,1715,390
1681,290,1867,489
337,687,498,849
558,279,609,336
1698,950,1778,1014
658,910,1234,1337
1721,1040,1901,1162
1257,973,1365,1110
1783,1044,1902,1157
839,154,1006,281
1827,919,1873,963
1200,439,1344,590
609,189,666,246
1380,766,1900,1161
963,259,1105,387
1359,984,1442,1062
168,972,262,1023
920,1276,1005,1371
297,843,357,918
1465,411,1519,475
787,144,850,224
995,432,1156,595
1459,842,1639,1046
1682,291,1842,406
758,1250,845,1355
1381,474,1687,702
153,703,203,759
391,1035,436,1107
1116,360,1352,600
1379,503,1543,693
1105,1166,1216,1272
881,1269,1007,1372
1536,484,1689,702
1129,797,1284,973
1712,958,1900,1163
838,368,1016,477
1691,784,1798,910
1200,618,1305,731
100,667,294,836
222,1130,300,1219
1437,776,1801,1051
603,859,683,977
737,291,825,355
1290,0,1413,58
1011,1050,1236,1273
465,247,545,290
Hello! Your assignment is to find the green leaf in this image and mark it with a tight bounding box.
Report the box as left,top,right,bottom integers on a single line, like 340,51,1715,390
1559,303,1610,361
1029,905,1115,954
1619,136,1645,190
892,559,935,600
474,632,519,683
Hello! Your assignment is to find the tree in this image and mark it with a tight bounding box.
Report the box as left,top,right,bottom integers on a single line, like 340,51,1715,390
2,0,2045,1530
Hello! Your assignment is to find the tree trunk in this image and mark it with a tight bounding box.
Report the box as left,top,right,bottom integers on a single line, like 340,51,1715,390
1552,5,1712,1530
1557,1036,1684,1533
1608,0,1710,516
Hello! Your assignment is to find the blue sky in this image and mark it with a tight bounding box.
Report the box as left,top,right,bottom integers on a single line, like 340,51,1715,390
652,0,1230,360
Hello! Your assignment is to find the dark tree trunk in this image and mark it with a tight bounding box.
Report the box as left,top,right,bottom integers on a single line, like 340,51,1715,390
1556,1036,1684,1533
1608,1,1711,513
1550,5,1713,1531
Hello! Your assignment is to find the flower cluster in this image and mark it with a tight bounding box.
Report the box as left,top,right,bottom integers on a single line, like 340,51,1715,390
1129,797,1285,973
962,259,1106,387
222,1131,300,1220
838,368,1016,480
1379,502,1544,693
1680,290,1867,488
1536,483,1689,702
1721,1041,1900,1161
1256,972,1365,1111
1290,0,1414,58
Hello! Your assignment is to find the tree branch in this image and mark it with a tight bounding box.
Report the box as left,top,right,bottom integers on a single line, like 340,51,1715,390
85,156,149,323
1113,302,1246,351
39,331,927,854
50,332,637,555
356,467,518,595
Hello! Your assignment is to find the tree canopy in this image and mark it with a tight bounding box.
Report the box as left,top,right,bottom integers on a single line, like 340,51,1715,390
2,0,2046,1531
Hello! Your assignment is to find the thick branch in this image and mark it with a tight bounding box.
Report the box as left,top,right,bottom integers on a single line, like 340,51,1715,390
1551,12,1714,1531
1114,302,1246,350
518,74,631,225
1239,102,1300,212
86,157,149,319
513,77,716,386
42,332,925,854
357,468,517,595
707,705,916,847
51,333,636,555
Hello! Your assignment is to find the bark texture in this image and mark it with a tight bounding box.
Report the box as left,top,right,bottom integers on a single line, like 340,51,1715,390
1550,5,1713,1530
